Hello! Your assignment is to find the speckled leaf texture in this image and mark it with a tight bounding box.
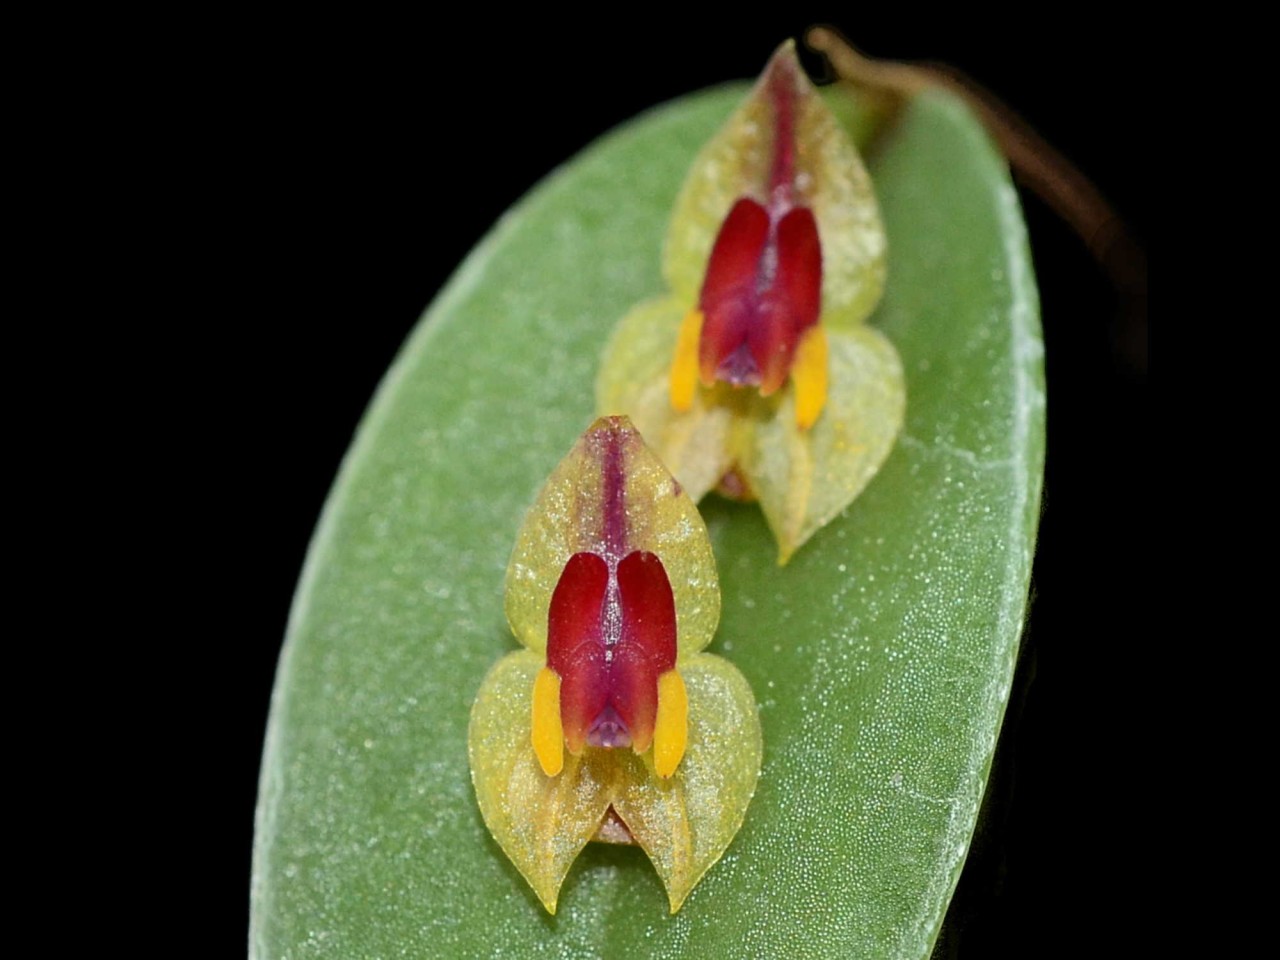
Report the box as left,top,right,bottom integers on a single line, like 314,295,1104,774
252,86,1044,959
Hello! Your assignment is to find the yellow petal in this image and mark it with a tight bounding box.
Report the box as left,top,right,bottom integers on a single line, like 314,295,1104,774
791,325,829,431
531,666,564,777
668,309,703,412
652,669,688,778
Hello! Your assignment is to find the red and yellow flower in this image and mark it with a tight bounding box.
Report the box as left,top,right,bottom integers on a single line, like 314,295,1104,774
469,417,761,914
597,43,905,562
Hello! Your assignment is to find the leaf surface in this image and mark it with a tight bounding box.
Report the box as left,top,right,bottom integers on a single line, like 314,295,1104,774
252,85,1045,959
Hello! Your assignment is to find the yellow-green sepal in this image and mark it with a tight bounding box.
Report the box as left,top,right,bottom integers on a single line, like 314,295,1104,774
503,415,721,656
468,649,762,914
469,651,610,913
595,297,737,505
661,41,886,329
744,325,905,563
613,652,762,912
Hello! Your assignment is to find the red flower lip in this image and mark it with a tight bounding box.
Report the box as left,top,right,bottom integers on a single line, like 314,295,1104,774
698,197,822,396
548,549,677,757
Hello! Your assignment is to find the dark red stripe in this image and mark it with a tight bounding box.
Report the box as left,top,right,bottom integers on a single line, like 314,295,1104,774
767,53,797,204
600,420,628,560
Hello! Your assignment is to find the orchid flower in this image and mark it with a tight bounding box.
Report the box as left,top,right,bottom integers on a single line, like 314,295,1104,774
469,417,762,914
597,43,905,563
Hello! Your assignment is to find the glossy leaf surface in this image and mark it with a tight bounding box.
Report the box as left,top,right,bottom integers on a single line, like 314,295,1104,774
253,85,1044,959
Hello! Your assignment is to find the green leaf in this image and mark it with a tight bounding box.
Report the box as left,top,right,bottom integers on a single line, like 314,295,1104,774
252,85,1044,959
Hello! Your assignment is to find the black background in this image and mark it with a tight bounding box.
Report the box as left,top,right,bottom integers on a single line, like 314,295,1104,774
223,11,1147,957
